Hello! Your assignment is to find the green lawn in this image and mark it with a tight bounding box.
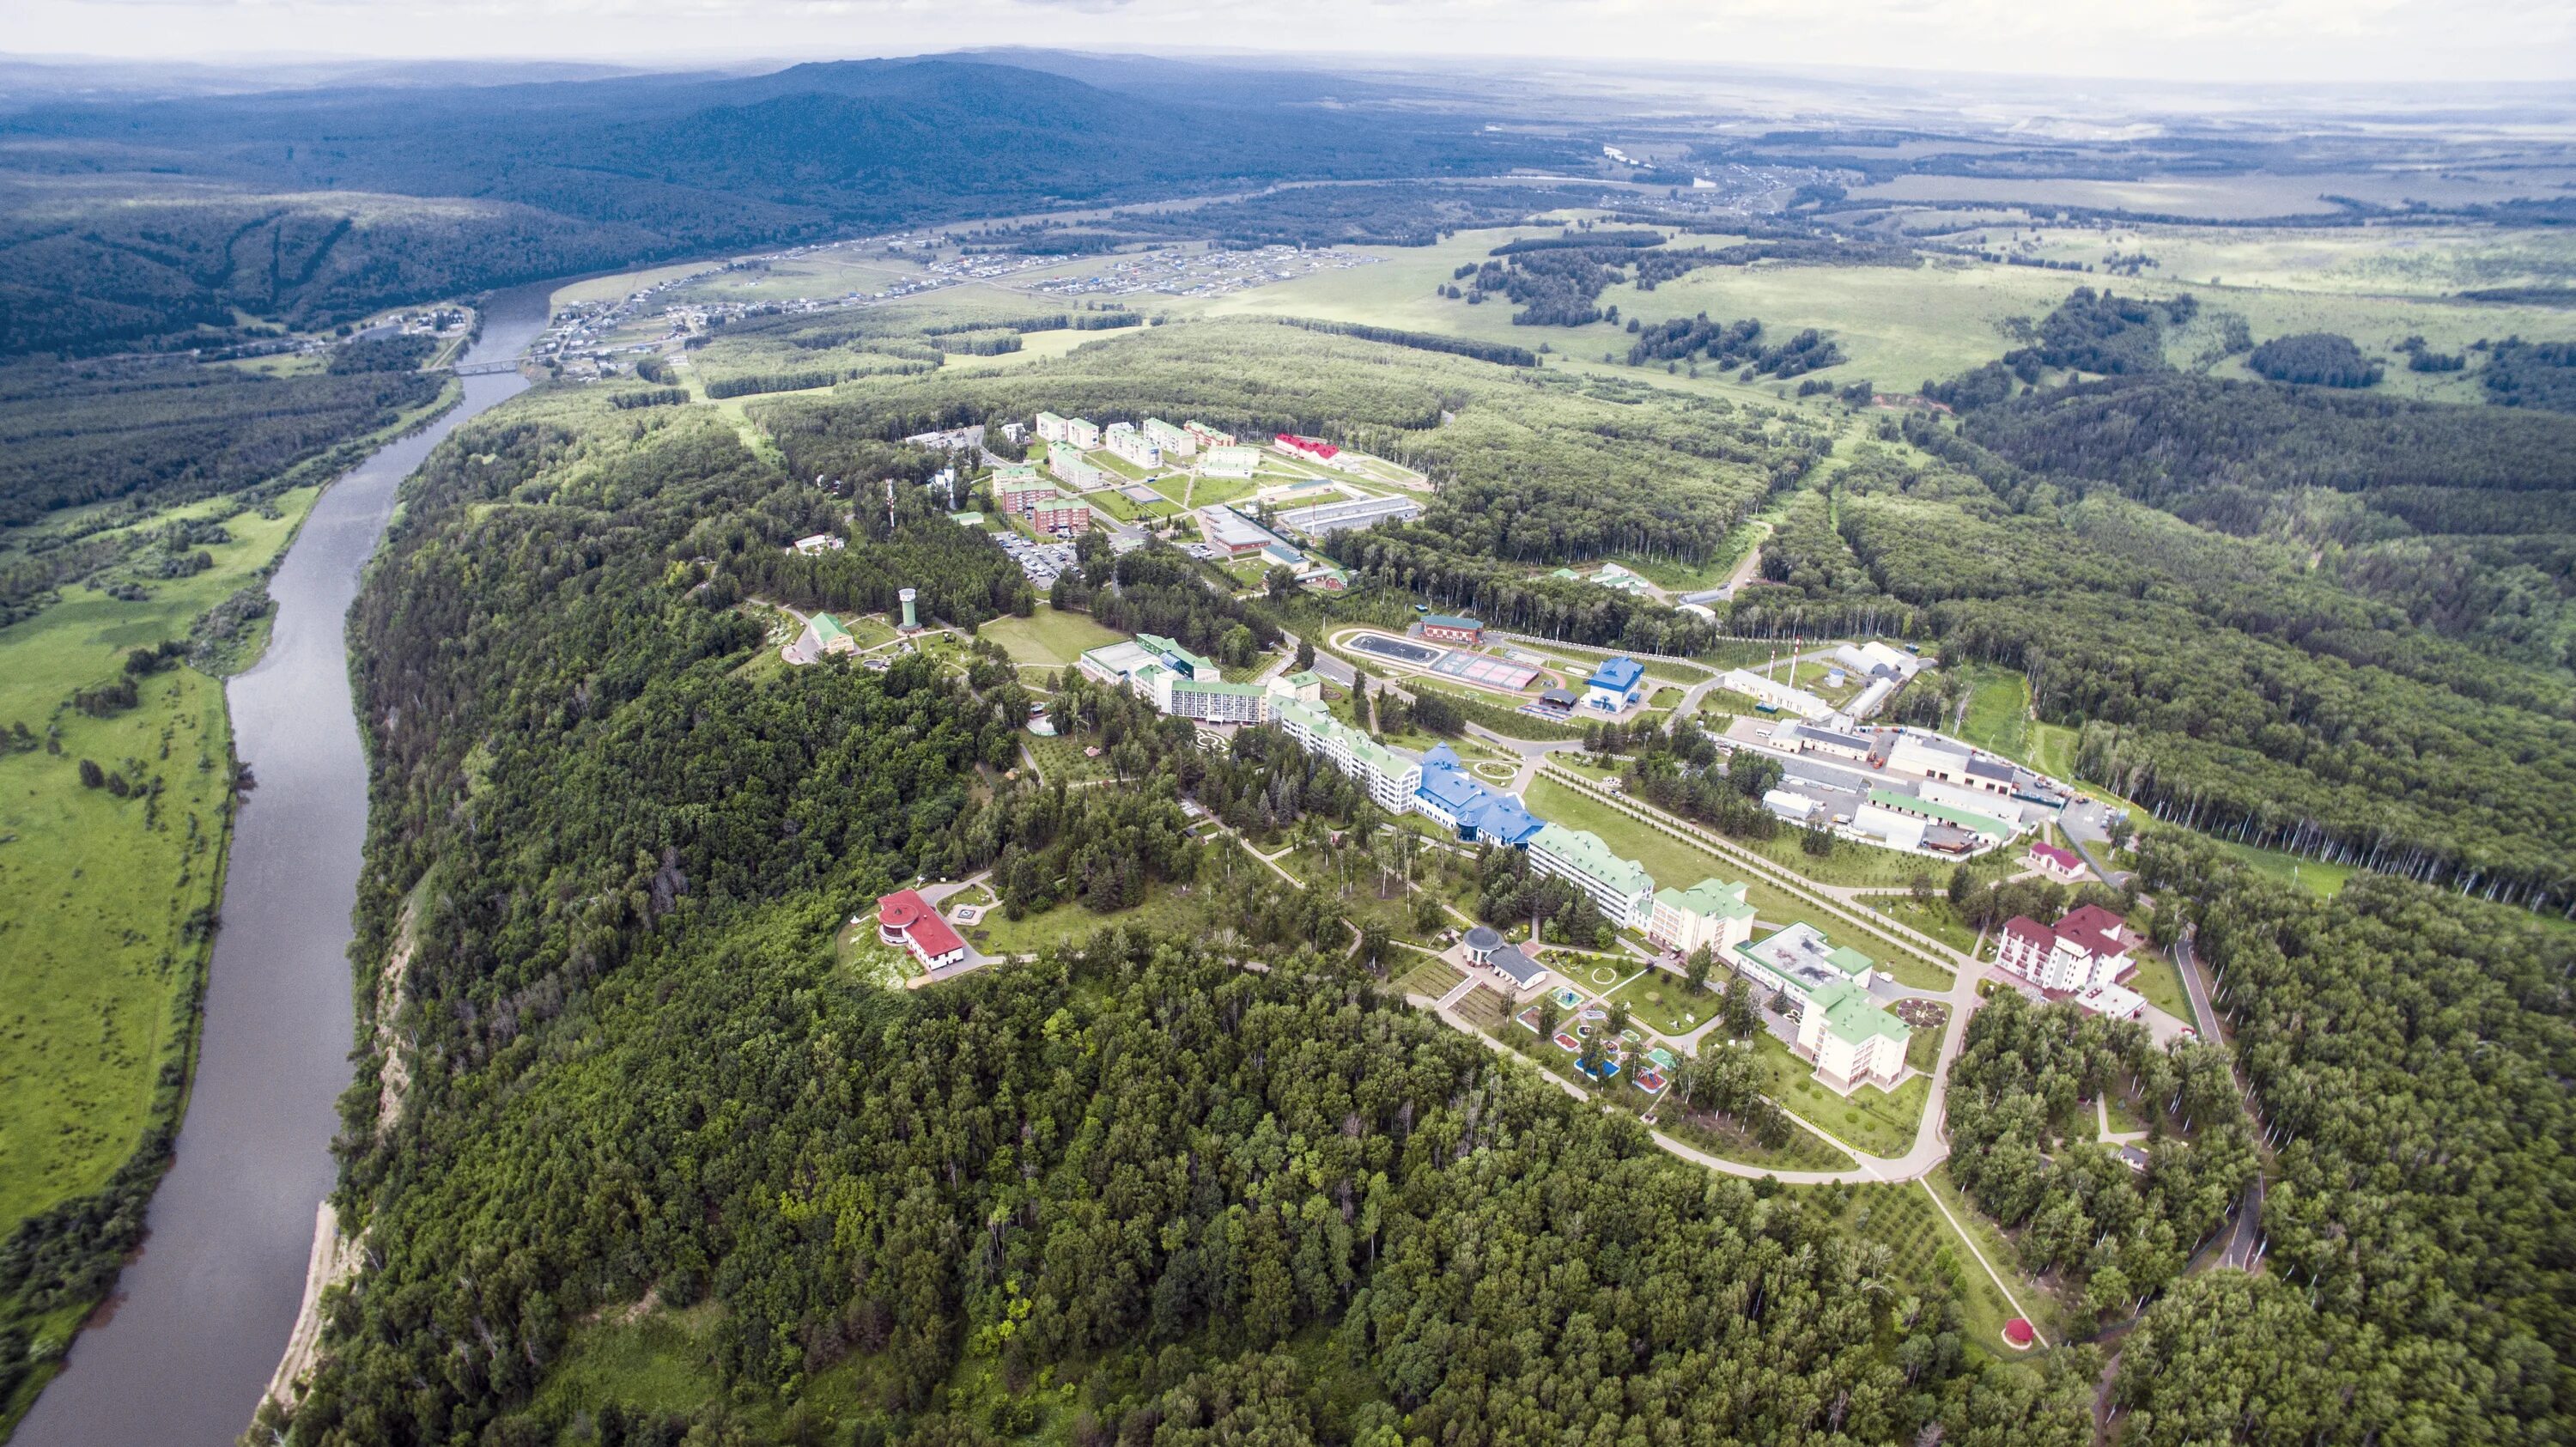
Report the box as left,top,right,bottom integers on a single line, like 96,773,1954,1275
959,880,1216,958
1022,731,1113,784
2125,948,2194,1023
0,484,335,1239
1658,1100,1857,1174
1522,775,1953,987
1607,970,1714,1038
1752,1032,1929,1158
1865,896,1981,955
1923,1164,2075,1346
2215,837,2358,897
1838,1183,2025,1359
976,605,1125,669
1953,663,2033,759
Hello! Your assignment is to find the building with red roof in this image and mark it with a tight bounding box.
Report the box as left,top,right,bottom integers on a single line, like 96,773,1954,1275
1273,433,1340,463
878,889,967,971
2026,839,2085,881
1995,904,2138,994
2002,1318,2036,1349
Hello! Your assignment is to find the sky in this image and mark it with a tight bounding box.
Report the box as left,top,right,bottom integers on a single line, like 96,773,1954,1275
8,0,2572,85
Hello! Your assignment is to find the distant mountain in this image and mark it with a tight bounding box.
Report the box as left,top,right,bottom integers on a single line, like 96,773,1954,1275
0,55,1574,356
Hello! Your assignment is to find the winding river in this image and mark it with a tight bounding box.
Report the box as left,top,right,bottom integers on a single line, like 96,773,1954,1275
17,282,554,1447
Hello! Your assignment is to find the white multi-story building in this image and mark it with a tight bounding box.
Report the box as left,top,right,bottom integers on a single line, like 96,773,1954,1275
1066,417,1102,450
1273,697,1419,814
1144,418,1196,457
1105,423,1162,469
1795,979,1910,1091
1201,445,1261,478
1645,879,1759,956
1035,411,1070,443
1995,905,2138,993
1527,824,1656,931
1048,442,1103,491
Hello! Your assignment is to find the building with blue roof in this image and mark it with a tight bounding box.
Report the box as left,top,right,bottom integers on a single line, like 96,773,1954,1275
1415,745,1546,846
1584,655,1647,713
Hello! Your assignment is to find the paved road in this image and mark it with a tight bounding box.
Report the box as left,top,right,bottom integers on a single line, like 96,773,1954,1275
2175,929,2268,1273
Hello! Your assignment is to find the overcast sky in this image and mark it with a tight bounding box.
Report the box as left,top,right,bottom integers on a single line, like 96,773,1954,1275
10,0,2570,85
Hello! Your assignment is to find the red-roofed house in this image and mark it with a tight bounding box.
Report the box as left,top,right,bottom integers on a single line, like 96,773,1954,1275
1995,905,2138,993
1273,433,1340,463
878,890,968,971
2026,840,2085,881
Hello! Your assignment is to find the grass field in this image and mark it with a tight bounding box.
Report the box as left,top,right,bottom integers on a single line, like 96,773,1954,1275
1866,896,1981,955
1521,775,1953,987
976,605,1124,669
1953,663,2033,760
1607,970,1711,1038
0,483,343,1241
1753,1032,1929,1158
1021,731,1113,785
1923,1164,2075,1345
2125,949,2193,1023
2215,837,2359,897
1658,1091,1858,1174
1838,1182,2024,1358
959,879,1214,958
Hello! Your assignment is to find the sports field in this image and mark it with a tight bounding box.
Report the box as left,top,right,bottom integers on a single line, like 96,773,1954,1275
977,605,1124,669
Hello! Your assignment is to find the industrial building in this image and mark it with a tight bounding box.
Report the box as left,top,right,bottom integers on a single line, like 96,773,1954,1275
1277,493,1423,538
1718,669,1834,720
1200,505,1285,557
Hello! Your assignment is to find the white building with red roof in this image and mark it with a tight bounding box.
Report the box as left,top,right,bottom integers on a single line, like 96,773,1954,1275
2026,840,2086,881
1994,903,2142,993
878,889,967,972
1273,433,1341,464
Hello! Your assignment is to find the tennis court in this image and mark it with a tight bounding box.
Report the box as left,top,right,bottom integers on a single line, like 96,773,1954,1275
1431,650,1540,690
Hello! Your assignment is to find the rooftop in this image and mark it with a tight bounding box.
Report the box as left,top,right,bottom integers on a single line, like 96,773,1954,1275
1809,977,1910,1045
1421,613,1483,631
1737,922,1876,995
1487,943,1547,987
1867,786,2014,837
1530,823,1654,897
809,613,852,648
1589,656,1645,690
1656,878,1756,921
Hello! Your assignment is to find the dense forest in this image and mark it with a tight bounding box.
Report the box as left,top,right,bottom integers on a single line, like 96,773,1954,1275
0,58,1578,356
2118,833,2576,1443
0,357,443,527
259,380,2099,1444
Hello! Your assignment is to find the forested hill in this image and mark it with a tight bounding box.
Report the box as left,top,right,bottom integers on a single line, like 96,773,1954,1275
264,382,2094,1444
0,58,1575,356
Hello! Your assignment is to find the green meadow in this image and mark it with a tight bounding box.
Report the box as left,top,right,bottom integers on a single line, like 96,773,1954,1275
0,484,323,1234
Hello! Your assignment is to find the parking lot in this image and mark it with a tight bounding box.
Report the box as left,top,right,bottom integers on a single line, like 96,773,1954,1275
995,533,1078,587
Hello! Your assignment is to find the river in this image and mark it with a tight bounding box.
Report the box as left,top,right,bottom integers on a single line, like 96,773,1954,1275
16,281,555,1447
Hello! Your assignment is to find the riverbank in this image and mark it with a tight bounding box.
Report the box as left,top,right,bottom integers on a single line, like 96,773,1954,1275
10,282,549,1447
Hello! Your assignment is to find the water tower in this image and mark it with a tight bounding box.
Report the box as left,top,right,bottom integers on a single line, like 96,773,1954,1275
898,587,918,631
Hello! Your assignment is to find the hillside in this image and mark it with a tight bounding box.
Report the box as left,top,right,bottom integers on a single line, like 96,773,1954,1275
0,58,1572,356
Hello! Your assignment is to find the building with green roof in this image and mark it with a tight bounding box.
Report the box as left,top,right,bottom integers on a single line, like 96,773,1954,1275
1795,978,1911,1091
1646,878,1759,955
1527,823,1656,930
1273,697,1421,813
